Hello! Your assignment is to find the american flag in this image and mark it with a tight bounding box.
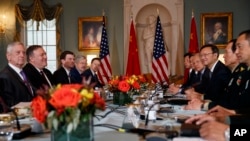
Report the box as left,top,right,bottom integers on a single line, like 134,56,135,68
97,16,112,84
151,16,169,84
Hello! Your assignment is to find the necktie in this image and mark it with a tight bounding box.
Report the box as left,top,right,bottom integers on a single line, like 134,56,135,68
93,73,98,82
40,70,52,88
209,71,213,79
192,72,200,85
20,70,33,95
68,74,71,84
197,71,201,81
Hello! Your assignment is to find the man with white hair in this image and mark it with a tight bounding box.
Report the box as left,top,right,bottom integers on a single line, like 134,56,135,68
0,42,34,112
70,55,88,84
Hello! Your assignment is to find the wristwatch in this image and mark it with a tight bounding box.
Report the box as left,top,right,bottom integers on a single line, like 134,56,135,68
224,127,230,141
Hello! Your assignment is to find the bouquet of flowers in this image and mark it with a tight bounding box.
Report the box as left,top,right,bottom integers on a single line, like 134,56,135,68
108,74,148,96
30,84,106,133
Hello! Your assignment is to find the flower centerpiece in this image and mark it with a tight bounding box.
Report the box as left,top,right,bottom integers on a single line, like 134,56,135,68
108,74,148,105
31,84,106,141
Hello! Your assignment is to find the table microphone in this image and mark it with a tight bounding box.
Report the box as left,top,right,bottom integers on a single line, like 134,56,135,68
145,102,160,126
148,87,161,100
12,109,21,130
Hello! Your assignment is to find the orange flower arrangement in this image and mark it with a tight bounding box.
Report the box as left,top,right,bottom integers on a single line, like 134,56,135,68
31,84,106,133
108,74,148,94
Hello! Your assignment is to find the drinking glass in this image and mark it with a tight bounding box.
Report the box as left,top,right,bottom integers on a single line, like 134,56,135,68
123,105,140,129
0,114,14,141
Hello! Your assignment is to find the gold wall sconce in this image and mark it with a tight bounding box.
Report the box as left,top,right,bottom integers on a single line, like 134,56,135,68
0,15,6,37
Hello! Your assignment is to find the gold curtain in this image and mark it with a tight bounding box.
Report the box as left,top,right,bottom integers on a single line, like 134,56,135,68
14,0,63,67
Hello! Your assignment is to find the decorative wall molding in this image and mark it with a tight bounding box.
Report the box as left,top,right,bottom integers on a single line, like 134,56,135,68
124,0,184,76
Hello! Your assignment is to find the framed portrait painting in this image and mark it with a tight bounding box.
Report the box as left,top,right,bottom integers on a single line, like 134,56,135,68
78,16,104,51
201,12,233,48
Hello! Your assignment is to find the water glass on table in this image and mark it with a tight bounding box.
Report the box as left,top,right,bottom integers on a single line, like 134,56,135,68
0,114,14,141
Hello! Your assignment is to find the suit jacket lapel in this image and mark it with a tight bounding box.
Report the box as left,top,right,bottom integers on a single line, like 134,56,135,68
7,65,34,96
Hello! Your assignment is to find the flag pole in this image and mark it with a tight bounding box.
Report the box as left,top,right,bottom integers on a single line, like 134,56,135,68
102,9,105,23
102,9,105,16
130,9,133,21
97,10,112,84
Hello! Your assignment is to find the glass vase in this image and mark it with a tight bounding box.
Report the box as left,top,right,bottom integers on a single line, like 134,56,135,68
113,91,132,106
51,114,93,141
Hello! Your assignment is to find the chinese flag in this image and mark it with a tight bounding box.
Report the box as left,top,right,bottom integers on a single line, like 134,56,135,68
188,12,199,53
126,20,141,76
184,12,199,83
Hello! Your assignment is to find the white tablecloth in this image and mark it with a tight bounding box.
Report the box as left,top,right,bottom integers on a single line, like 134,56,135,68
14,104,205,141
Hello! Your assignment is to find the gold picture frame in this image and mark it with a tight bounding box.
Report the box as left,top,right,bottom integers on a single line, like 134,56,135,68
201,12,233,48
78,16,103,51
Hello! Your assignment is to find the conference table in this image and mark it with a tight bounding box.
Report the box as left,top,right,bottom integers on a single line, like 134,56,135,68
14,95,206,141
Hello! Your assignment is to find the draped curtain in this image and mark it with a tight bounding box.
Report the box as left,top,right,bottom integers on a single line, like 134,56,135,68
14,0,63,66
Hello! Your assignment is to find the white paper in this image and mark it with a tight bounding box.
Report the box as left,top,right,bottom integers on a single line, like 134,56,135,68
11,102,31,109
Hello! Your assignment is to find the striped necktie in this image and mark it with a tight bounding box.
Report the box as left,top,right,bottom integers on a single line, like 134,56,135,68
68,73,71,83
20,70,33,96
40,70,52,88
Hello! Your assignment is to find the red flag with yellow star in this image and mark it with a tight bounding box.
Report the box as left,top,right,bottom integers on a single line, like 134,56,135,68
126,20,141,76
188,12,199,53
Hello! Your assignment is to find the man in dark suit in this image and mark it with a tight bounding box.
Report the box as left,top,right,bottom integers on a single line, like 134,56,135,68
187,30,250,114
82,58,103,88
70,55,88,84
185,30,250,140
23,45,54,91
185,39,247,110
169,53,207,94
53,50,76,85
208,39,248,109
0,42,34,113
200,44,231,102
185,44,231,103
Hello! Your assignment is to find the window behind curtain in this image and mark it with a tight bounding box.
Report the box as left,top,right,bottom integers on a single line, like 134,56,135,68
25,19,57,73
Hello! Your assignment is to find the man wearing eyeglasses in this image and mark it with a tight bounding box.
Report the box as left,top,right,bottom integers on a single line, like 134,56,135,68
185,40,247,110
185,44,231,107
184,30,250,141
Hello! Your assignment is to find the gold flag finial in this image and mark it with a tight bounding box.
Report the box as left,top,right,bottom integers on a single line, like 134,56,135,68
130,5,133,20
